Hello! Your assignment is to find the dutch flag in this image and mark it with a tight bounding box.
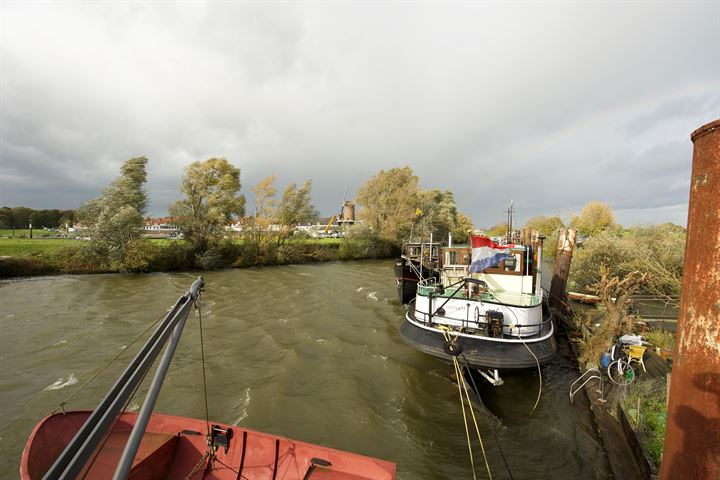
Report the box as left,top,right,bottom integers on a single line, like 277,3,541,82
469,235,514,273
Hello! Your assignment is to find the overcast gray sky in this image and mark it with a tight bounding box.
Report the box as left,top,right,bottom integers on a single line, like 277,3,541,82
1,1,718,227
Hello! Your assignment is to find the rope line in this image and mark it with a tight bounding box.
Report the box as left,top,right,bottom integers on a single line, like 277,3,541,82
439,327,492,480
196,292,211,438
51,308,170,415
459,353,515,480
184,452,211,480
80,359,153,479
486,292,544,416
520,338,542,415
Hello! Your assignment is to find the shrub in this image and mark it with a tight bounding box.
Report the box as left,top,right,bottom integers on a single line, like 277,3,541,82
148,241,194,272
118,239,153,273
570,224,684,297
620,377,668,467
0,257,59,277
339,225,398,260
50,244,107,274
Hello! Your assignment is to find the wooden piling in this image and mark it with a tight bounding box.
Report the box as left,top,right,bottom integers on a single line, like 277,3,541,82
549,228,576,310
660,119,720,480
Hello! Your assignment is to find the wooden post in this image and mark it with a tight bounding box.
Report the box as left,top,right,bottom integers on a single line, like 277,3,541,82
549,228,576,310
660,119,720,480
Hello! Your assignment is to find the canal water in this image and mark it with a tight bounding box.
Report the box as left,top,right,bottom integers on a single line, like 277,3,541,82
0,261,609,479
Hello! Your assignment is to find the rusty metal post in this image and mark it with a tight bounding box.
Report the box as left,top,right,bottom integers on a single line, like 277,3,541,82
549,228,576,310
660,119,720,480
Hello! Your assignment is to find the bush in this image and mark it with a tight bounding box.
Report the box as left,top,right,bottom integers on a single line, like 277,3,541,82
0,256,59,277
52,244,107,274
570,224,684,297
118,239,153,272
644,329,675,351
621,377,668,467
339,225,398,260
148,241,194,271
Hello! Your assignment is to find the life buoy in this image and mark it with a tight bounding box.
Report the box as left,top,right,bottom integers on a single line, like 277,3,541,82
443,341,462,356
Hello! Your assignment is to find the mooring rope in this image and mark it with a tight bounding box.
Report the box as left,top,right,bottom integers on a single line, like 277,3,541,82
486,292,544,416
196,292,211,439
51,308,170,415
459,352,515,480
439,326,493,480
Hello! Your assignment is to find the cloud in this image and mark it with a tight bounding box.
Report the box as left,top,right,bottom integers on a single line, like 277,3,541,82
1,1,718,229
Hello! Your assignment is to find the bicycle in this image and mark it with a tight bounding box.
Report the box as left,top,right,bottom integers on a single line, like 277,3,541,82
607,355,635,385
606,336,643,385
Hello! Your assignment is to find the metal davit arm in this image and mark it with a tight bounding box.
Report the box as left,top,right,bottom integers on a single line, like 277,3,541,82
42,277,205,480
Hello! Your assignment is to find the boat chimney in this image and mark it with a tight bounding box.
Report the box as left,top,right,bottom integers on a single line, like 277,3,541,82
661,119,720,480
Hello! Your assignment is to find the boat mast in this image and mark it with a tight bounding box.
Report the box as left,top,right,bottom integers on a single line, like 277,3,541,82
506,200,514,244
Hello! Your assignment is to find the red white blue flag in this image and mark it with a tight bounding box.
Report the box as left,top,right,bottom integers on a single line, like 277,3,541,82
469,235,514,273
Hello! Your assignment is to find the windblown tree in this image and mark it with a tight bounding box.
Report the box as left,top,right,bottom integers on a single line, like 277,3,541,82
415,189,473,243
525,215,565,236
451,212,474,243
356,166,419,245
275,180,318,239
250,175,278,245
570,201,617,236
414,189,457,241
79,156,148,270
485,222,508,237
170,158,245,252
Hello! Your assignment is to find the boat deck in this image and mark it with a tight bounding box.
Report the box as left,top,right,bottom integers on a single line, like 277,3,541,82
21,411,396,480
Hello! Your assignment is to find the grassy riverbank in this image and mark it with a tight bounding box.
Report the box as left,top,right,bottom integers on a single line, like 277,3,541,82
0,236,375,278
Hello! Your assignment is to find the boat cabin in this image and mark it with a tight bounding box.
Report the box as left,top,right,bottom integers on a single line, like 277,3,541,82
439,244,540,301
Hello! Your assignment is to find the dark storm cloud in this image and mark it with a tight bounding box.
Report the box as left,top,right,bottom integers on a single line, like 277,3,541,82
1,1,718,227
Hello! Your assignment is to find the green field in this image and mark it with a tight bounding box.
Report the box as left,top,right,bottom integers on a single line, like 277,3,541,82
0,228,63,239
0,238,81,256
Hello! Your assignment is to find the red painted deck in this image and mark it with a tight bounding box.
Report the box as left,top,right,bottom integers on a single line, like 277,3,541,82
20,411,396,479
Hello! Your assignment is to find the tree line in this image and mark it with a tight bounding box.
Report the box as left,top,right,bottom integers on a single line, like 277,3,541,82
0,206,77,229
69,157,475,272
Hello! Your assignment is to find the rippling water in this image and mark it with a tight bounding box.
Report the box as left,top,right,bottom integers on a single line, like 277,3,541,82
0,261,609,479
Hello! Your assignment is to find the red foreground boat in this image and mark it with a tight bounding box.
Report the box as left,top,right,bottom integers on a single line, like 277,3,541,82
20,278,396,479
21,411,395,479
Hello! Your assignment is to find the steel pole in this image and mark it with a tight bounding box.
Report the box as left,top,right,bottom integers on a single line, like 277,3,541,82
113,300,194,479
660,119,720,480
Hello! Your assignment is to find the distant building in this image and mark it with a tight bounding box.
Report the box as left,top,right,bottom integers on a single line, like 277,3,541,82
144,217,178,231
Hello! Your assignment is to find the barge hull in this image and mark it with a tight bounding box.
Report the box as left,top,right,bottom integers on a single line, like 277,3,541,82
399,316,556,369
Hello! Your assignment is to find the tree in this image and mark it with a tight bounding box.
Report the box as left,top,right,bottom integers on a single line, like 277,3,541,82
10,206,33,228
252,175,278,229
170,158,245,252
415,189,457,241
414,189,474,244
486,222,508,237
275,180,317,237
79,156,149,268
451,211,474,244
570,201,617,236
356,167,419,245
525,215,564,236
0,207,11,228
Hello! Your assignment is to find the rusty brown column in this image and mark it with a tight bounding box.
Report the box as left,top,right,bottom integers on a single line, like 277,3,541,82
661,119,720,480
549,228,576,311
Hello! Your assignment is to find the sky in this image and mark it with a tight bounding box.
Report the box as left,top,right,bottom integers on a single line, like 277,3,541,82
1,1,718,228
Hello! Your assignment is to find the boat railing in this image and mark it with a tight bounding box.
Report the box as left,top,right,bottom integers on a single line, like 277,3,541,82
412,304,553,339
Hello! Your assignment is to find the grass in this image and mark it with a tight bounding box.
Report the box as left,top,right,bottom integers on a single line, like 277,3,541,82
643,329,675,351
0,228,61,238
621,377,668,467
0,238,81,256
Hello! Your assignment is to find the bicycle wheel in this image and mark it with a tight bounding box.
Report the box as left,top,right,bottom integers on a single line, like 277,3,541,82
608,359,635,385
